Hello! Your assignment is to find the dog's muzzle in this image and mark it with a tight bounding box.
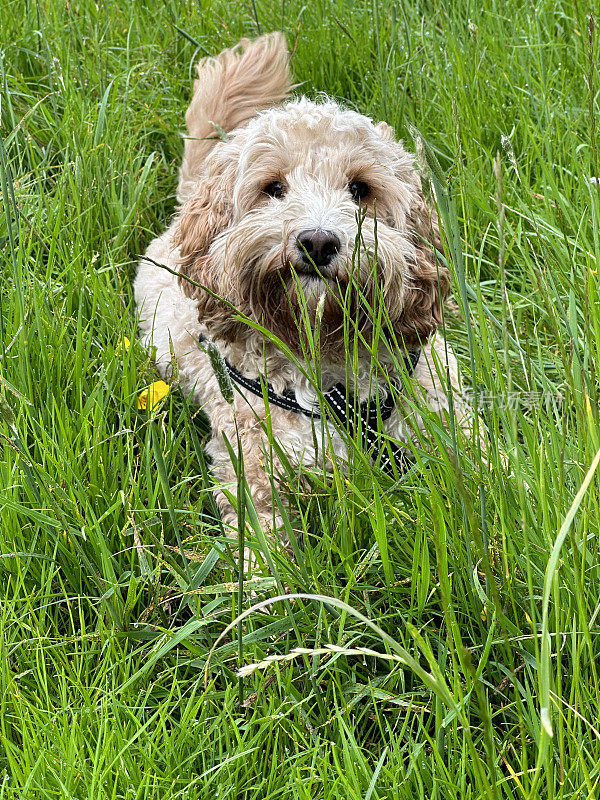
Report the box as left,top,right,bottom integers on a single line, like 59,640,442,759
295,228,341,276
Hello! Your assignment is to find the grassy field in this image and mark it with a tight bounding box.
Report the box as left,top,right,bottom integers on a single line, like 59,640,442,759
1,0,600,797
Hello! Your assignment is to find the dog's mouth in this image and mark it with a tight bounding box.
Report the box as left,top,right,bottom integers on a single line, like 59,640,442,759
293,263,327,278
290,264,353,308
292,267,337,293
288,253,349,284
238,248,378,354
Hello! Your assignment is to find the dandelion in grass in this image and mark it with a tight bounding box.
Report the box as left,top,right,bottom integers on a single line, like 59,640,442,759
138,380,170,410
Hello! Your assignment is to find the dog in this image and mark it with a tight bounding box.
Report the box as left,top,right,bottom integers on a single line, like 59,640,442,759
134,32,464,554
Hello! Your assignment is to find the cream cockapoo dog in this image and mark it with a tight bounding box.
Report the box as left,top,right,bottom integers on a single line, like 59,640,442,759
134,33,463,542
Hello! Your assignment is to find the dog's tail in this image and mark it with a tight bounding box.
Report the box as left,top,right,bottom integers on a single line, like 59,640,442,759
178,32,292,202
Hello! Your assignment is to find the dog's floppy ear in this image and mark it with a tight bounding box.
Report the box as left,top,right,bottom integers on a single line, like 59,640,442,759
393,187,450,348
174,175,245,342
373,128,450,347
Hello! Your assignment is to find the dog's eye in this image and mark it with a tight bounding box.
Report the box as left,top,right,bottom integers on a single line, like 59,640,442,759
264,181,286,199
349,180,370,202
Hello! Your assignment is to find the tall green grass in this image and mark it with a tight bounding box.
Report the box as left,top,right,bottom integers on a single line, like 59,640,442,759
1,0,600,797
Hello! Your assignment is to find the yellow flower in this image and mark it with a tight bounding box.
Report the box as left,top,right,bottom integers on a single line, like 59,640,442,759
118,337,131,351
138,380,170,410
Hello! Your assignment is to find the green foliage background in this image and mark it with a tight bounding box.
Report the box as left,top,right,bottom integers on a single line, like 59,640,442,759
1,0,600,797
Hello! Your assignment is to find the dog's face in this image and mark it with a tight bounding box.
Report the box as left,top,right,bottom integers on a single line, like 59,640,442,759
176,99,449,354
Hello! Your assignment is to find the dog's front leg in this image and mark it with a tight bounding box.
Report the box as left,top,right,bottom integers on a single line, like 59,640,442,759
206,422,286,566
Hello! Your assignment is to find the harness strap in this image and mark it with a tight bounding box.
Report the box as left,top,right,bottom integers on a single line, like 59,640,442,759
198,333,420,476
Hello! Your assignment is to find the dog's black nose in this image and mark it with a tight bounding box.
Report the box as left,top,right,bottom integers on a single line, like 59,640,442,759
296,229,341,269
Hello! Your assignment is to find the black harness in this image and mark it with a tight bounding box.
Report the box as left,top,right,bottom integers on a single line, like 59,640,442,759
200,334,420,476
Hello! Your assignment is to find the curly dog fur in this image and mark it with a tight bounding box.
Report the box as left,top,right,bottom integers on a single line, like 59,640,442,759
134,32,464,546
